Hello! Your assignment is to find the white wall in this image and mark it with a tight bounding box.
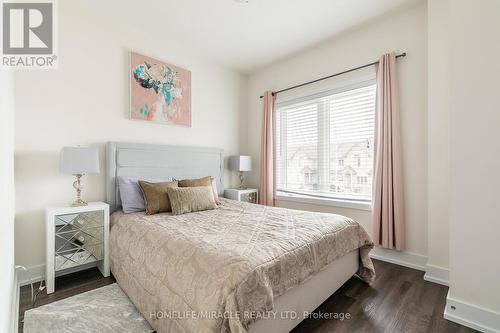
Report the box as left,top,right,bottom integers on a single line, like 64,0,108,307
448,0,500,315
1,71,16,331
426,0,450,273
246,2,428,258
14,2,247,269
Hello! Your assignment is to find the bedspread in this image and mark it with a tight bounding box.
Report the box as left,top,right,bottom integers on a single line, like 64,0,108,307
110,198,374,333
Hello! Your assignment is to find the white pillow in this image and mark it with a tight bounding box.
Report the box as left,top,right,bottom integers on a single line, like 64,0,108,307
211,177,220,204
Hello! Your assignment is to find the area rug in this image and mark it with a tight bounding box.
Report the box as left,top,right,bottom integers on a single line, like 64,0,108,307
23,283,153,333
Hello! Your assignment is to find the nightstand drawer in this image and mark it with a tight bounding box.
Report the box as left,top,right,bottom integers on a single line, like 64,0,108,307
240,192,258,204
46,202,110,294
224,188,259,204
54,211,104,272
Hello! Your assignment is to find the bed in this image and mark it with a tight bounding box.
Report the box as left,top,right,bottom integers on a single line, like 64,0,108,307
106,142,375,333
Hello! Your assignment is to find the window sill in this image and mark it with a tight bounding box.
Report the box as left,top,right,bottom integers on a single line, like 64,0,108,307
275,192,372,211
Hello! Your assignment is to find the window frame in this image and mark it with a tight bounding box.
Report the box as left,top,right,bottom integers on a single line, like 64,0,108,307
273,77,376,211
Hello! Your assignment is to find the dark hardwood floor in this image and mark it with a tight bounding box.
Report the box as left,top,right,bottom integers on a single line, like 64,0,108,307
291,260,476,333
19,260,477,333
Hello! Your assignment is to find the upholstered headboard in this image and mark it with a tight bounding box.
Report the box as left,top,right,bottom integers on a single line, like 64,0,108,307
106,142,224,212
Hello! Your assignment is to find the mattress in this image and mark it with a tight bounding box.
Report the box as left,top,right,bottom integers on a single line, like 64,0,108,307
110,198,375,333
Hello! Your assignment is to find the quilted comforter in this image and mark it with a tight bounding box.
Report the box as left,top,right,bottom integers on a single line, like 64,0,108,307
110,198,374,333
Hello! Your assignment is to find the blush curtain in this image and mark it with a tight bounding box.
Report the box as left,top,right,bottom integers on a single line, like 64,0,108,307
372,52,405,251
259,91,276,206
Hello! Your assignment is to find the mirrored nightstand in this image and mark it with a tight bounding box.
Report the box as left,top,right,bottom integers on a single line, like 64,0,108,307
45,202,110,294
224,188,259,204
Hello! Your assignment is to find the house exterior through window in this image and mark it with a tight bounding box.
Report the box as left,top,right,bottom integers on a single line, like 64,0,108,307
275,80,376,204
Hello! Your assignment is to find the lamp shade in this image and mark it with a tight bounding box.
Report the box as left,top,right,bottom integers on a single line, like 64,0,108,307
229,155,252,172
59,147,100,175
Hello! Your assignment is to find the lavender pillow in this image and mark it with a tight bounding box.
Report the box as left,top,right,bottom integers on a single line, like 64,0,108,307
118,176,172,213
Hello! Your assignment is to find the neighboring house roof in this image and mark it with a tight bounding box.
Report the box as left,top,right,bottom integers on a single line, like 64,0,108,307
331,141,372,159
288,146,316,161
301,165,317,174
338,165,357,175
287,140,373,175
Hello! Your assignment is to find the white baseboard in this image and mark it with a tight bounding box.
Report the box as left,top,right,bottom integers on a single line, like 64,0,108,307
18,264,45,286
424,264,449,286
17,261,100,287
445,291,500,333
369,247,427,271
369,248,451,286
21,250,444,289
12,268,21,333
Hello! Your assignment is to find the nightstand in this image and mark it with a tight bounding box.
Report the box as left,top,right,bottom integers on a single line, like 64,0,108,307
45,202,110,294
224,188,259,204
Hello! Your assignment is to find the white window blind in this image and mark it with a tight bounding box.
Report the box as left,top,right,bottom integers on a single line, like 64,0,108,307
275,81,376,202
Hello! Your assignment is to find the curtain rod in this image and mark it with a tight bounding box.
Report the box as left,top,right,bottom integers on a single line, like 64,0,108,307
259,52,406,99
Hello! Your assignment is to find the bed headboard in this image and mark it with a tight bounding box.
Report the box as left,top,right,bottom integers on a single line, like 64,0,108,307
106,142,224,212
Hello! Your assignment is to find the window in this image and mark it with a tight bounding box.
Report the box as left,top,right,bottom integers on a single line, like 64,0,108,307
275,81,376,203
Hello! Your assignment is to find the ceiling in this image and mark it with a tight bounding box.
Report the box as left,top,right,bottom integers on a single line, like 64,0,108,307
72,0,421,73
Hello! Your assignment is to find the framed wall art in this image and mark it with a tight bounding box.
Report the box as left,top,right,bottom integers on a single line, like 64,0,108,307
130,51,191,126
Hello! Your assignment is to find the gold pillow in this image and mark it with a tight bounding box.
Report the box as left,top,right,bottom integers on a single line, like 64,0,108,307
178,176,220,204
167,186,217,215
138,180,178,215
178,176,211,187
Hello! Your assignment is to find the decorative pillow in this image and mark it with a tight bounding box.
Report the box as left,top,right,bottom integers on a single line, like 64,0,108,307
167,186,217,215
178,176,220,204
178,176,212,187
118,176,172,213
138,180,178,215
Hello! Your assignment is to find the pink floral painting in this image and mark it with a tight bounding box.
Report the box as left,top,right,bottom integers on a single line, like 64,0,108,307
130,52,191,126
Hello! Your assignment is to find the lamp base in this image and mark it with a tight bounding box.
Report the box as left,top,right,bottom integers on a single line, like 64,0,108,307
70,199,88,207
71,174,88,207
238,171,247,190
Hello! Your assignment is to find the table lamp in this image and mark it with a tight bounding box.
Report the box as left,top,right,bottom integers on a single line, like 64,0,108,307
229,155,252,189
59,146,100,206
